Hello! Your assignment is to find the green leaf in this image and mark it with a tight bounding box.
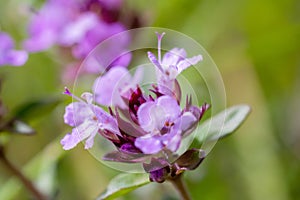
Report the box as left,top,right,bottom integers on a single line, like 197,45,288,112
12,98,61,121
97,173,150,200
196,104,251,143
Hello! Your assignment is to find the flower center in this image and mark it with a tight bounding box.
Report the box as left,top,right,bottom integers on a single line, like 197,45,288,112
164,121,174,127
92,116,98,121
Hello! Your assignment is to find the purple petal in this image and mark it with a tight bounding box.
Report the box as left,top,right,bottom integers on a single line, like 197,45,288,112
0,32,14,50
61,119,98,150
64,102,93,127
60,132,81,150
82,55,103,74
95,107,120,136
93,66,129,107
177,54,203,73
3,50,28,66
157,96,181,120
111,52,132,69
23,30,57,52
178,112,197,135
164,133,181,152
23,0,78,52
84,129,98,149
147,51,164,72
137,101,166,132
135,135,163,154
137,101,155,131
98,0,122,9
58,12,99,46
162,48,186,67
0,32,28,67
93,66,140,108
132,66,144,85
160,127,182,152
72,21,125,59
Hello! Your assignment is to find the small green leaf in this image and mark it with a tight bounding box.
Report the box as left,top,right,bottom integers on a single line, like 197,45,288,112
196,104,251,143
12,98,60,121
97,173,150,200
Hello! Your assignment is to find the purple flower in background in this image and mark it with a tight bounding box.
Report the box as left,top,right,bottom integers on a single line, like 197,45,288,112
23,0,80,52
24,0,132,76
0,32,28,67
24,0,126,54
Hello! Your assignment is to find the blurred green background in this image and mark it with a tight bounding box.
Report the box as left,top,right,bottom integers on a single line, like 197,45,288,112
0,0,300,199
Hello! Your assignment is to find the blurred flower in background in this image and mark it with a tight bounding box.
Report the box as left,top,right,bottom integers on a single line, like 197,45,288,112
23,0,139,81
0,31,28,67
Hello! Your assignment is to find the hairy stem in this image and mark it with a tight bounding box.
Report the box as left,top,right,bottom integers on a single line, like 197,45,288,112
169,174,191,200
0,146,47,200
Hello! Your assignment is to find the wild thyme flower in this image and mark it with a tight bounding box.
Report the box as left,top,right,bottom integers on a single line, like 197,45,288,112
0,32,28,67
61,33,209,182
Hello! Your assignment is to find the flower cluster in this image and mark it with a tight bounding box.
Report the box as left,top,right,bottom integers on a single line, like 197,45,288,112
24,0,135,76
0,32,28,67
61,33,209,182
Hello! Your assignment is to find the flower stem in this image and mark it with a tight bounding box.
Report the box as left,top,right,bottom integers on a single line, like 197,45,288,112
0,146,47,200
169,174,191,200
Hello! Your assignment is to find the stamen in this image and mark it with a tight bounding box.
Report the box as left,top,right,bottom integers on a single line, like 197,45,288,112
92,116,98,121
155,32,166,64
63,87,85,103
63,87,72,96
147,51,164,72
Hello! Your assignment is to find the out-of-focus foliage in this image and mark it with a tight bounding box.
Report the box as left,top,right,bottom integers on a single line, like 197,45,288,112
0,0,299,199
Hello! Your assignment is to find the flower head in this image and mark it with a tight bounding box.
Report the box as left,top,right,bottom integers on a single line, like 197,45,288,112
61,33,209,183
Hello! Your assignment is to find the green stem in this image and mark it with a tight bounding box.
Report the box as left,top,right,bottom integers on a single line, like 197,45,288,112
169,174,191,200
0,146,47,200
